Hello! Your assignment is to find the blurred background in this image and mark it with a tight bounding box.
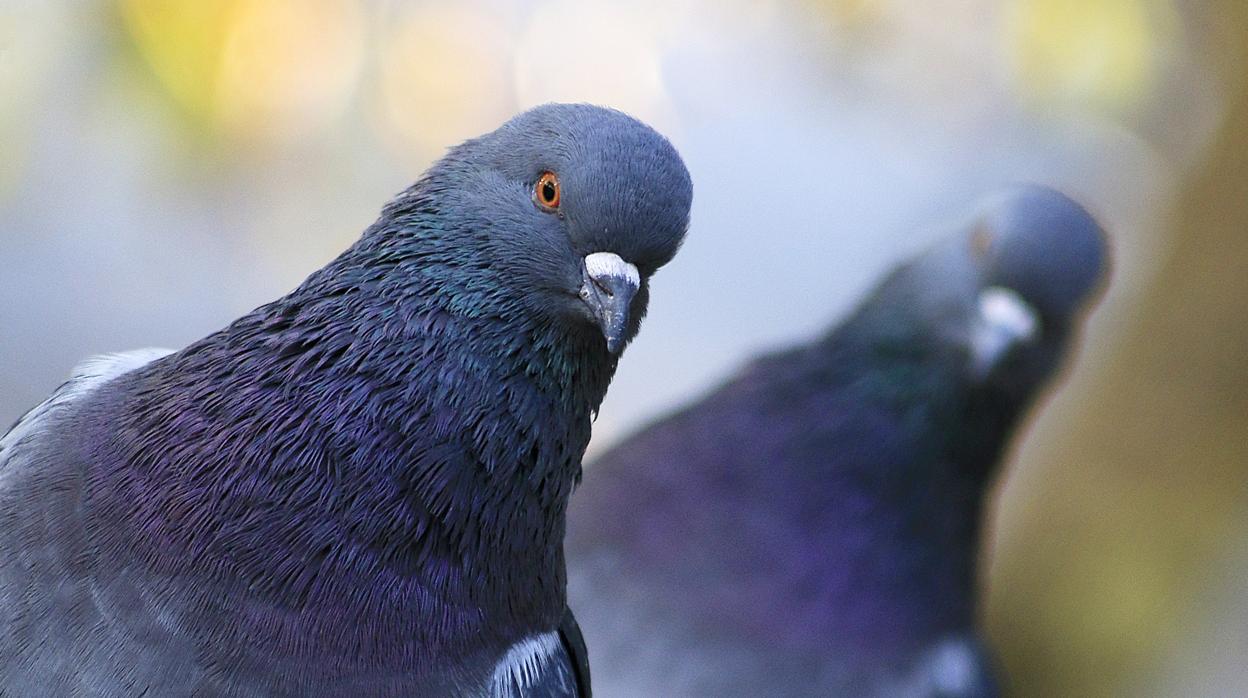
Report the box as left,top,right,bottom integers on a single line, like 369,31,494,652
1,0,1244,694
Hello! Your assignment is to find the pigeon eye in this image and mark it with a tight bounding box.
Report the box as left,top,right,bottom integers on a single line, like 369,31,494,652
971,225,994,258
535,171,561,211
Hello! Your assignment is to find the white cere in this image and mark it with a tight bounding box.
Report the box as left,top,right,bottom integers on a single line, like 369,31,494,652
584,252,640,288
970,286,1039,377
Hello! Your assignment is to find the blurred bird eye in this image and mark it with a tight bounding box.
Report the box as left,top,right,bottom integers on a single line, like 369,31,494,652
971,225,994,258
536,171,561,211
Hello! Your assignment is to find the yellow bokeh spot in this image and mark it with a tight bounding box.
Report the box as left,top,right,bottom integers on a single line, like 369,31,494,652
215,0,364,141
1006,0,1178,112
377,5,515,161
119,0,364,143
119,0,232,120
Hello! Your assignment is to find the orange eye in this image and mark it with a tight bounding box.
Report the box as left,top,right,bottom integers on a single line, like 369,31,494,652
971,225,994,258
536,171,561,211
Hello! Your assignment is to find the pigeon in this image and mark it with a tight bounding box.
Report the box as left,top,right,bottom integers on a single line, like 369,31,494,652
565,185,1107,697
0,103,692,697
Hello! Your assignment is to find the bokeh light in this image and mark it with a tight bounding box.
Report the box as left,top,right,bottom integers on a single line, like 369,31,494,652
121,0,365,144
0,3,66,201
119,1,232,123
378,4,516,162
1004,0,1181,115
514,0,676,131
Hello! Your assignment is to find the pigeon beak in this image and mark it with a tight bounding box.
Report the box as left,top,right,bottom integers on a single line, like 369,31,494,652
580,252,640,354
969,286,1039,379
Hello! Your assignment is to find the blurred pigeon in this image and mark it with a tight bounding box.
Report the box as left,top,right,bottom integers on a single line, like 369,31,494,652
0,104,692,697
566,185,1107,697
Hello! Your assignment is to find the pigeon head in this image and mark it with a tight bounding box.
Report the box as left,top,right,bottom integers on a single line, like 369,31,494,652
976,185,1108,321
384,103,693,355
836,184,1107,475
964,185,1108,392
866,186,1106,383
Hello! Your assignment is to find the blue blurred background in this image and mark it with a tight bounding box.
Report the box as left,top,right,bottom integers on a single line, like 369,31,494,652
2,1,1245,694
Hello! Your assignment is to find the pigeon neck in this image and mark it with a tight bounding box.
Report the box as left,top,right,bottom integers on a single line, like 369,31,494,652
792,321,1014,646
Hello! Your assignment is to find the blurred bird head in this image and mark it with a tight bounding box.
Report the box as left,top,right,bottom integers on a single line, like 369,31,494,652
381,103,692,356
855,184,1107,431
966,184,1108,394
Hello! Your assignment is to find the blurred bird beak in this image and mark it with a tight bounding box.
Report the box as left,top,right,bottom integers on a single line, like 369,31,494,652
580,252,640,354
970,286,1038,378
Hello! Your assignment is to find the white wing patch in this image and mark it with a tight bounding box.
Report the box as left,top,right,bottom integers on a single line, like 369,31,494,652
893,635,995,697
488,631,563,697
0,348,175,471
925,638,981,693
67,348,176,387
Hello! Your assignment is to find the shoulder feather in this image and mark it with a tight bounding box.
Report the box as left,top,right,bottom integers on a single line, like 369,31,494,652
0,348,174,466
